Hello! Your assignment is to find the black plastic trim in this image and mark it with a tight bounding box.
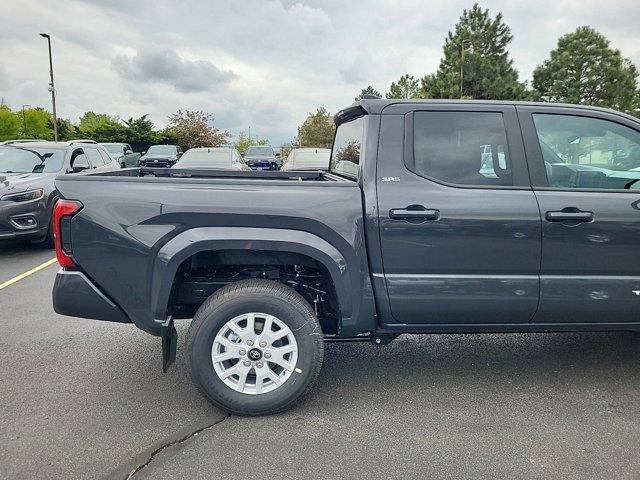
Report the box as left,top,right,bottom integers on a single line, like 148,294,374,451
52,269,131,323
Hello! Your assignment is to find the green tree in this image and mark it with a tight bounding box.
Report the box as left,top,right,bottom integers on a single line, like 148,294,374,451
532,26,639,113
21,108,54,140
418,3,526,100
78,111,126,142
296,107,335,148
122,115,163,150
0,105,20,141
55,118,78,141
355,86,381,101
167,110,230,150
386,74,419,99
234,131,268,154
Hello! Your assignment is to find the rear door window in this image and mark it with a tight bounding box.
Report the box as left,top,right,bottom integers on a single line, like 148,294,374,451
98,149,113,165
409,111,513,186
85,148,105,166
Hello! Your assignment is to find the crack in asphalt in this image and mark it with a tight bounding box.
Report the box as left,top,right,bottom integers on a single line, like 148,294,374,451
125,414,230,479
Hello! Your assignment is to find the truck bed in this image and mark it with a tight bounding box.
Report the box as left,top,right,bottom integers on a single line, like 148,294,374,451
54,167,374,337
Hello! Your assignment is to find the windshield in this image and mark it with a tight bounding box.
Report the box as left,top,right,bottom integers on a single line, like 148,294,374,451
0,146,65,173
330,116,364,178
176,148,232,167
287,149,331,169
245,146,274,156
102,144,124,154
147,145,176,155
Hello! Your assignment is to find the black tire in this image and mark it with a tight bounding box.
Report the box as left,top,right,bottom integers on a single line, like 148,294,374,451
186,279,324,416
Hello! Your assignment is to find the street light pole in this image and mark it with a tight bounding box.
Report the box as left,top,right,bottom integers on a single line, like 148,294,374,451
40,33,58,141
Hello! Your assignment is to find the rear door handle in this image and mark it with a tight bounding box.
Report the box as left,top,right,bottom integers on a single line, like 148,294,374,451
389,208,440,221
545,210,594,222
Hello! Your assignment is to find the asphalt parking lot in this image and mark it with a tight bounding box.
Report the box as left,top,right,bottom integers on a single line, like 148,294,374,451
2,241,640,479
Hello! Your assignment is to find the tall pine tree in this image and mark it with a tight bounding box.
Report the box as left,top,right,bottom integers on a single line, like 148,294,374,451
355,86,382,101
532,26,639,114
386,74,419,99
418,3,525,100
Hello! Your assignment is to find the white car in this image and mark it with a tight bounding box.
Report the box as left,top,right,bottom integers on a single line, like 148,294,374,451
281,148,331,171
172,147,251,171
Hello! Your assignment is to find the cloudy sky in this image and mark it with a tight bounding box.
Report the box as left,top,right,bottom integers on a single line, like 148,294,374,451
1,0,639,144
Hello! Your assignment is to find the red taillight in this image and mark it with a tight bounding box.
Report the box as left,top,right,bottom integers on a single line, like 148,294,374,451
53,199,83,268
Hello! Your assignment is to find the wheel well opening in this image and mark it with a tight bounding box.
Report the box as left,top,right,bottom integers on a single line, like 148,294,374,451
168,249,341,334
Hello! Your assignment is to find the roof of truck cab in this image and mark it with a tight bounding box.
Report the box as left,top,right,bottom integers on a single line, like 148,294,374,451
335,99,639,124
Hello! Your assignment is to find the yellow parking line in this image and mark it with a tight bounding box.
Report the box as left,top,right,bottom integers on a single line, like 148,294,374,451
0,258,58,290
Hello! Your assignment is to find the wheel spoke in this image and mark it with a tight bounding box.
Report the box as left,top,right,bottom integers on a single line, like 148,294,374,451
266,369,283,386
262,315,274,336
213,349,238,362
219,361,251,380
227,322,244,338
261,325,291,346
245,313,256,335
255,367,266,394
268,345,296,371
216,336,240,351
236,366,250,391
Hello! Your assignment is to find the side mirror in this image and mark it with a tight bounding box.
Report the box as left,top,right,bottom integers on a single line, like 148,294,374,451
177,152,183,157
71,154,90,173
141,151,146,156
125,149,133,154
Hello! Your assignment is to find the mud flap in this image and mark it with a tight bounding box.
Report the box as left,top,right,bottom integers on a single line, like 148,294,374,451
161,319,177,373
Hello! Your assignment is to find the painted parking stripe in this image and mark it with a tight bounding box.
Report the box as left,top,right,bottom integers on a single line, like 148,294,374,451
0,258,58,290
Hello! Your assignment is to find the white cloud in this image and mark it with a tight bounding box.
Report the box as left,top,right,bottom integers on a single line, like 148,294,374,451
112,49,237,93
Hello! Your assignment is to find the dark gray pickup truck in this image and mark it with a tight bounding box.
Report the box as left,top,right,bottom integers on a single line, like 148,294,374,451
52,99,640,415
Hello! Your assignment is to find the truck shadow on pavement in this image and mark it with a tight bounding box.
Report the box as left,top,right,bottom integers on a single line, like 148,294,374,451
106,326,640,415
103,328,640,479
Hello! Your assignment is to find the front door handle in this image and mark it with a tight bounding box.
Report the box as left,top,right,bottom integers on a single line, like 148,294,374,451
545,210,594,223
389,207,440,221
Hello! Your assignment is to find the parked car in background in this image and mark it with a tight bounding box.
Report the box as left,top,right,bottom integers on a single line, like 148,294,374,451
172,147,250,171
281,148,331,171
1,139,49,145
243,145,278,170
139,144,182,168
100,142,140,168
0,141,118,244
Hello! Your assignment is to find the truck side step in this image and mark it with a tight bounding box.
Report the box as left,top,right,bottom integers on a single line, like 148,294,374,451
323,333,398,345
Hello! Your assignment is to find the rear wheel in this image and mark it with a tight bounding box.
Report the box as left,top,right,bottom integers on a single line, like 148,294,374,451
186,279,324,416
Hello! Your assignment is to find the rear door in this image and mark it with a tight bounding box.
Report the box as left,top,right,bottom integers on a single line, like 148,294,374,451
519,105,640,323
376,104,541,325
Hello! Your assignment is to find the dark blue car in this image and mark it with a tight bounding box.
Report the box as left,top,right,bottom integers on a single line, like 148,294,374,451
243,146,278,170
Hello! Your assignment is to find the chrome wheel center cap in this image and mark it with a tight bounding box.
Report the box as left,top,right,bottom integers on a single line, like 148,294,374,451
248,348,263,361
